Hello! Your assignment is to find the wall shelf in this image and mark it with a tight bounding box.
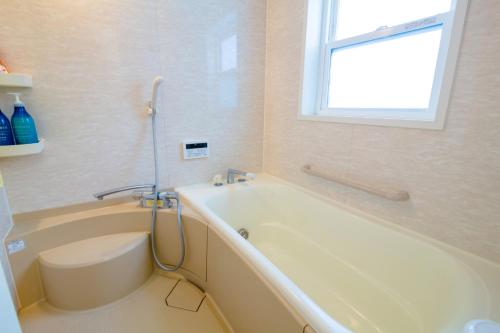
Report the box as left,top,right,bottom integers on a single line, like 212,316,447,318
0,73,33,88
0,139,44,158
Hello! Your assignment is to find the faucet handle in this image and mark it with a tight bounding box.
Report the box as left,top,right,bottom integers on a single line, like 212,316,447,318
227,169,256,184
212,174,224,187
238,172,257,183
245,173,256,180
237,172,256,182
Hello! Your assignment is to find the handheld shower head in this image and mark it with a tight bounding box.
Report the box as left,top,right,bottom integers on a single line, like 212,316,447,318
151,76,164,114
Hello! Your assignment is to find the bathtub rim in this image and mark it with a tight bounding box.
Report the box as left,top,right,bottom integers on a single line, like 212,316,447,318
177,173,500,333
6,201,204,241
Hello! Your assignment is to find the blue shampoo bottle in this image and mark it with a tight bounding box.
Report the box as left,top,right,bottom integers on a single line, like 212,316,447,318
0,108,15,146
9,93,38,144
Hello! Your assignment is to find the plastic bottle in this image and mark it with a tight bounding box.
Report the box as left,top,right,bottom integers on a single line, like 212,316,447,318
0,108,15,146
9,93,38,144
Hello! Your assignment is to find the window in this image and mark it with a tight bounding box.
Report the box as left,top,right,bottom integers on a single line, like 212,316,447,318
300,0,469,129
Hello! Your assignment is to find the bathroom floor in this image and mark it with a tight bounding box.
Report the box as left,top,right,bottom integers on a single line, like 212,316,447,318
18,274,230,333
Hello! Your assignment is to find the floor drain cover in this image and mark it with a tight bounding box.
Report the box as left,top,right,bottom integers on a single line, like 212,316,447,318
165,280,205,312
238,228,249,239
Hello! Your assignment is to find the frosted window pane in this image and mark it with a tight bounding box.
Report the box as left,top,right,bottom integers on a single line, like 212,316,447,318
328,27,442,109
335,0,451,40
220,35,237,72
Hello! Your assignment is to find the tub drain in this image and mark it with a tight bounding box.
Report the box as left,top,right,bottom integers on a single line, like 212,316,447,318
238,228,249,240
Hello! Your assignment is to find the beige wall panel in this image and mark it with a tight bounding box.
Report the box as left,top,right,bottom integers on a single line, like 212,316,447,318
0,0,266,214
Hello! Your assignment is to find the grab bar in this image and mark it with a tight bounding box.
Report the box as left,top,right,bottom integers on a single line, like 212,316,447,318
301,165,410,202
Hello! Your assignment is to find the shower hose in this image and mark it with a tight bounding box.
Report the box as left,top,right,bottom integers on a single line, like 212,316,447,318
150,108,185,272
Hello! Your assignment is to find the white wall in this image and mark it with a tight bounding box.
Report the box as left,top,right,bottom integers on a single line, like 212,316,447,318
264,0,500,264
0,172,18,313
0,0,266,213
0,263,21,333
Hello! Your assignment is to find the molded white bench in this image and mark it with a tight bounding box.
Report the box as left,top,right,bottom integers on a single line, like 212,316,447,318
39,232,153,310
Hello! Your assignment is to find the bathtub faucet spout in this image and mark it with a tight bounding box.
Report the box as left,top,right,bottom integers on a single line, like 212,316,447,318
94,184,155,200
227,169,256,184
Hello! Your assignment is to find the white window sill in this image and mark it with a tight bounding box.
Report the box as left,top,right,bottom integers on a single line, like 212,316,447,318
297,114,445,130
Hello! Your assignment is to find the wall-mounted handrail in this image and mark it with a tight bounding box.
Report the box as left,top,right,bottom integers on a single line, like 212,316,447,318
301,165,410,202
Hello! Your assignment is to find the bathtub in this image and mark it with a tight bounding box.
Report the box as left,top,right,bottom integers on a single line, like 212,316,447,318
178,174,500,333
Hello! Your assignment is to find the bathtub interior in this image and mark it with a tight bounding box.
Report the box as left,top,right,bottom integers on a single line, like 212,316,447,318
206,183,489,333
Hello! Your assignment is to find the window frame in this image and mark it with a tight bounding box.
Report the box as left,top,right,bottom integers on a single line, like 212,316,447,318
299,0,470,129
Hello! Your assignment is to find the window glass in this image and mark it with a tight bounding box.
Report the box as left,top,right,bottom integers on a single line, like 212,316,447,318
328,27,442,109
334,0,452,40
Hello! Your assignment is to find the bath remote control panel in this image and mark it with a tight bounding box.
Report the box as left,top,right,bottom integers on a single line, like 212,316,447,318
182,140,209,159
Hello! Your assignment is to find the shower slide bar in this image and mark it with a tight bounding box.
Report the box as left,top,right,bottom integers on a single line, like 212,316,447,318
301,164,410,202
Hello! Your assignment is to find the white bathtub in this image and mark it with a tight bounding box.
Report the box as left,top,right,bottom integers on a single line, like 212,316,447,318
177,174,500,333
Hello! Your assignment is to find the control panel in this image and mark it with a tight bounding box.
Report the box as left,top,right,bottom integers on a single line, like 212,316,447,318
182,140,209,160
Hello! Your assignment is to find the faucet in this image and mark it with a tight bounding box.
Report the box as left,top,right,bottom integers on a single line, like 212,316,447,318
94,184,155,200
227,169,256,184
94,184,178,208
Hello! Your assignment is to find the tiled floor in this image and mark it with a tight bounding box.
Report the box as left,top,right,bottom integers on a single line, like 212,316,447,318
19,274,230,333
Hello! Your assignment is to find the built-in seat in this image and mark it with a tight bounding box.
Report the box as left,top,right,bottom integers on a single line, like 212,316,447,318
38,232,153,310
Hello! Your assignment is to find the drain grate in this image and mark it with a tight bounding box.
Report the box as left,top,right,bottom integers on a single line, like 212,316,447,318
165,280,205,312
238,228,249,240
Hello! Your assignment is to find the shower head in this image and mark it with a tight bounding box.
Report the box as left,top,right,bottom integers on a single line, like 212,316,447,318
151,76,164,114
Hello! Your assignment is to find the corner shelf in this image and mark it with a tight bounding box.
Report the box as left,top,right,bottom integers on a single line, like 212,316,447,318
0,73,33,88
0,139,44,158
